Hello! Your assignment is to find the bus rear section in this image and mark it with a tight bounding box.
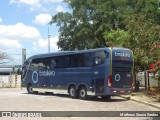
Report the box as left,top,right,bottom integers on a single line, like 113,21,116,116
106,48,134,96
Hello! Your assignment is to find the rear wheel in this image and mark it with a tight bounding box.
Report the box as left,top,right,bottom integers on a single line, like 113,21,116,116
69,86,78,98
27,84,33,94
79,86,87,100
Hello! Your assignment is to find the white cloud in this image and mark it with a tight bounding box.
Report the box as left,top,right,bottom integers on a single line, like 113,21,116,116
0,17,2,22
33,14,52,26
9,0,64,11
10,0,41,5
9,0,42,11
55,5,65,12
0,22,58,53
44,0,63,3
0,23,41,41
0,39,21,51
0,23,41,52
33,36,59,51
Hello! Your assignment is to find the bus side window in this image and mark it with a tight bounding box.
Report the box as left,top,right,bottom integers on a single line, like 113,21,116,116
48,58,57,69
69,53,94,68
94,51,106,65
83,53,94,67
69,55,77,68
30,59,39,71
55,56,69,68
77,54,83,67
30,58,46,70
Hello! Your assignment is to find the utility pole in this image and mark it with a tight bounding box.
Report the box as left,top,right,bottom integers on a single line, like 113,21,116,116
22,48,26,65
48,27,50,53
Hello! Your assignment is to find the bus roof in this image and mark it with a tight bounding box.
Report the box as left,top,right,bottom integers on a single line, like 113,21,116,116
28,47,130,60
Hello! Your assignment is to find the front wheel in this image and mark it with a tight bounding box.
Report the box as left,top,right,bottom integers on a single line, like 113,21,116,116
79,86,87,100
27,84,33,94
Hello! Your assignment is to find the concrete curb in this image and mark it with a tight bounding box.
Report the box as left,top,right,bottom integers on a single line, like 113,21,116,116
121,96,131,100
130,98,160,110
120,95,160,110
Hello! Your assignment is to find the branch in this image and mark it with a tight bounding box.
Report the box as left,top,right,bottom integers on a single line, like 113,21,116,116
0,51,13,64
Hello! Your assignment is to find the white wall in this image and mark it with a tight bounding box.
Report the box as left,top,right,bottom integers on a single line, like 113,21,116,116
136,72,158,87
0,75,21,88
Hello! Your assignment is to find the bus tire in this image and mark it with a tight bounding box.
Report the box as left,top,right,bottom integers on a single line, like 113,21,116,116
79,86,87,100
27,84,33,94
69,86,78,98
101,96,111,100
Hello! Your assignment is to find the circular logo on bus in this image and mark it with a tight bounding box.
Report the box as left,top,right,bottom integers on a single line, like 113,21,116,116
32,71,38,83
115,74,120,81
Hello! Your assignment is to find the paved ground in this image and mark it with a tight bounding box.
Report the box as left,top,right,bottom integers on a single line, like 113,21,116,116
121,87,160,109
0,88,159,120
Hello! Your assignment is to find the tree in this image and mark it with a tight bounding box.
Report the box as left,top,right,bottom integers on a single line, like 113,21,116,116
126,0,160,24
123,13,160,89
103,29,129,47
0,51,12,64
125,13,160,72
148,43,160,87
50,0,160,50
50,0,130,50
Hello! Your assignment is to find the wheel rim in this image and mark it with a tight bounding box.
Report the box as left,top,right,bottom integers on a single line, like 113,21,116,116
29,87,33,93
28,86,33,93
80,89,86,98
70,88,75,96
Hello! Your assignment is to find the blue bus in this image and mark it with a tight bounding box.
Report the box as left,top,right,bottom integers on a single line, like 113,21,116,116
21,47,134,100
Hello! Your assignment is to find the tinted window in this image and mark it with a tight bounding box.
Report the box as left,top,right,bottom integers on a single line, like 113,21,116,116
22,59,31,79
94,51,106,65
69,55,77,67
85,53,95,67
28,50,106,70
68,53,94,67
30,58,46,70
46,57,57,69
77,53,94,67
55,56,69,68
44,56,69,69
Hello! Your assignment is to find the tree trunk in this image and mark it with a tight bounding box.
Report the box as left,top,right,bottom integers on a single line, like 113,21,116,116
144,71,147,89
147,72,150,90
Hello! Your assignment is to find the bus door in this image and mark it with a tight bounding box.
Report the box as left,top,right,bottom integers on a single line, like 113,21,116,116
93,51,107,94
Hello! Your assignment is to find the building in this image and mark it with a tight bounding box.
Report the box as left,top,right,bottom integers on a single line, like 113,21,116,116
0,65,22,75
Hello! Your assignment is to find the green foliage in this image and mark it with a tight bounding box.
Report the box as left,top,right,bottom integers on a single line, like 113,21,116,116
50,0,160,73
125,13,160,71
126,13,160,51
103,29,129,47
50,0,130,50
50,0,160,51
153,63,160,86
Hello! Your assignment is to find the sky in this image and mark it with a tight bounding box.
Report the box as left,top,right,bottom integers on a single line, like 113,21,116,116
0,0,70,65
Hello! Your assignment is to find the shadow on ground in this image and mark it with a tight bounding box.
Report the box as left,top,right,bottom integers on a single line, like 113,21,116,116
22,92,127,102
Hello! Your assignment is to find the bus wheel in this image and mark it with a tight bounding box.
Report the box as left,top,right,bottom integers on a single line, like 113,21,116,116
101,96,111,100
27,84,33,94
69,86,77,98
79,86,87,100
